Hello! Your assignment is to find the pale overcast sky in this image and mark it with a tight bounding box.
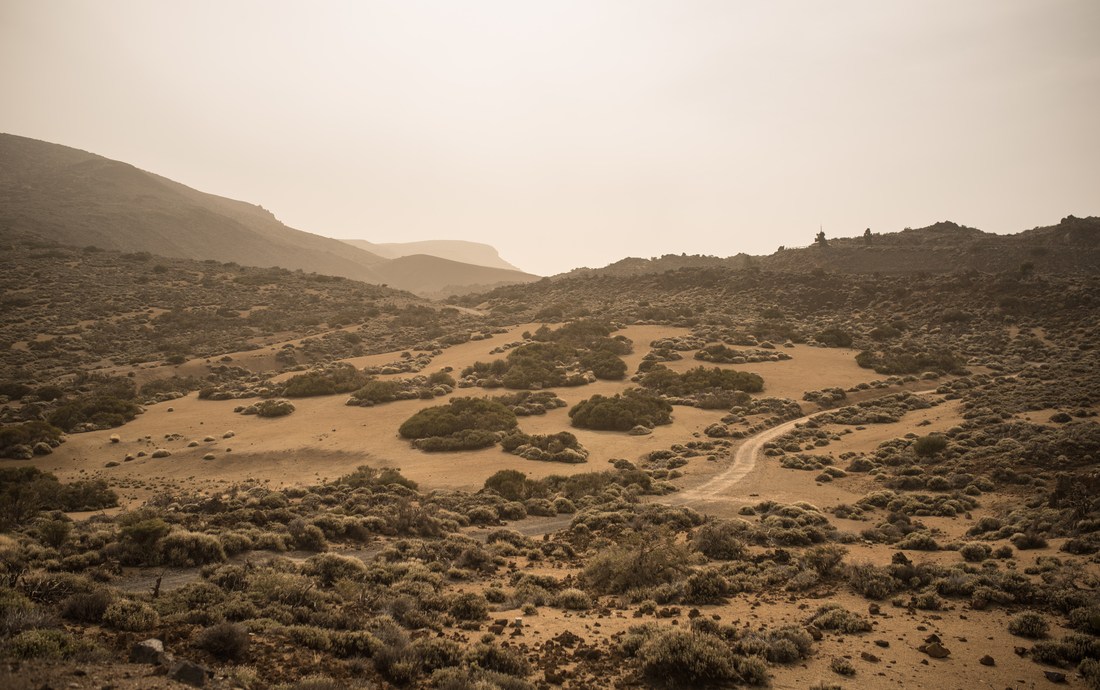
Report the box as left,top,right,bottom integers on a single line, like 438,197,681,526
2,1,1098,275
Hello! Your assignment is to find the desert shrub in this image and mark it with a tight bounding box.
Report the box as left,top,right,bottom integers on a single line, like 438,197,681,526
569,389,673,431
554,588,593,610
1007,611,1049,638
803,544,848,576
464,641,530,676
102,598,159,632
1011,532,1048,550
1080,658,1100,690
37,518,72,548
581,349,628,380
959,543,992,563
500,430,588,463
814,328,853,348
684,568,731,604
159,530,227,567
692,520,748,561
913,435,948,457
896,532,940,551
303,553,368,587
484,470,536,501
337,465,418,490
117,516,171,564
47,394,141,431
60,589,114,623
196,622,250,661
635,629,738,686
583,532,693,594
284,364,369,397
399,398,517,439
412,429,499,452
830,656,856,676
349,379,402,404
855,348,965,375
448,592,489,621
0,421,63,455
641,365,764,399
808,604,872,633
1,467,117,527
254,399,295,417
4,628,96,660
288,519,328,551
1069,606,1100,635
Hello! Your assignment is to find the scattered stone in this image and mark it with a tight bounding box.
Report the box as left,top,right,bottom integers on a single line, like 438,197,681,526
874,640,890,648
167,660,208,688
860,651,881,663
150,448,171,458
979,655,995,666
223,431,235,439
868,603,881,615
919,642,950,659
1043,671,1067,683
109,434,121,443
129,639,165,665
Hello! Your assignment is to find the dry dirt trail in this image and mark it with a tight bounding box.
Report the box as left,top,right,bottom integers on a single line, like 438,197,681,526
668,388,940,513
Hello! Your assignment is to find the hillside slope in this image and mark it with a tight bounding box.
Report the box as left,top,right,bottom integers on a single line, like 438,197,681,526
0,134,538,296
371,254,540,297
0,134,388,282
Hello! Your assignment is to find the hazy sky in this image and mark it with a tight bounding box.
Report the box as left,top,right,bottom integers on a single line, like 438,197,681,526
2,1,1098,275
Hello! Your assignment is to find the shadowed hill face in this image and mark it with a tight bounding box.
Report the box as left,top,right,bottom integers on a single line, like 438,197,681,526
0,133,538,297
0,133,388,282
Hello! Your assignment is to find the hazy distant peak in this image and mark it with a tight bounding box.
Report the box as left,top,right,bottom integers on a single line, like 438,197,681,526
342,238,522,272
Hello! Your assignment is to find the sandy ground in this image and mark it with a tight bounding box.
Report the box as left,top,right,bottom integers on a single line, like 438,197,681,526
13,324,1092,689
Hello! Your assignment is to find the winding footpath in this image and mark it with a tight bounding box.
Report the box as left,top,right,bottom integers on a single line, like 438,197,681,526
671,387,940,508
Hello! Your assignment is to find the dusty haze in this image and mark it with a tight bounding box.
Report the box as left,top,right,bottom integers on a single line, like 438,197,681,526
1,0,1098,275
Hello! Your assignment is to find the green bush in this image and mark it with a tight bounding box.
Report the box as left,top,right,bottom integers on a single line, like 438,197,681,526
1007,611,1049,638
583,532,693,594
808,604,872,633
5,628,96,660
813,328,853,348
399,398,517,440
284,364,369,397
412,429,499,452
350,379,402,404
913,435,948,457
196,622,250,661
255,399,295,418
692,520,747,560
636,630,738,686
448,592,489,621
159,531,227,567
569,389,672,431
48,395,141,431
641,365,764,401
102,598,159,632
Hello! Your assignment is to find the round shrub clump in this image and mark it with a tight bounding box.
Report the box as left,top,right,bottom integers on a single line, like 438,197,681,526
636,630,738,686
1007,611,1050,639
102,598,159,632
196,622,250,661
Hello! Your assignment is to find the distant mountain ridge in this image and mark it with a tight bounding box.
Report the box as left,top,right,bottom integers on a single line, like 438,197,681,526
0,133,538,296
342,238,521,271
559,217,1100,278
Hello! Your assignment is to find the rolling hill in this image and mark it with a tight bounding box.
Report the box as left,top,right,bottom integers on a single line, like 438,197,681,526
343,238,521,271
0,133,537,296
